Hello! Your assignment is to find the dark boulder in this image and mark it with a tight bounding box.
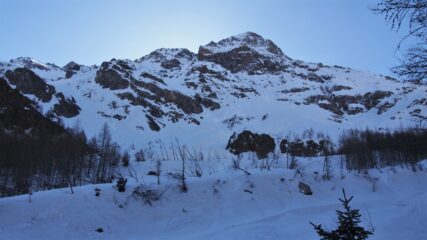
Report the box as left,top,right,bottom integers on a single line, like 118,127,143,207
226,130,275,159
298,182,313,195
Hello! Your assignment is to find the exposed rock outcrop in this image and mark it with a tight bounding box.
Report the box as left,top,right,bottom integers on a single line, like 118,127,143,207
198,32,288,75
226,130,275,159
146,114,161,131
140,72,166,85
10,57,51,71
305,91,393,116
199,46,283,74
0,77,63,134
161,59,181,69
195,94,221,110
63,61,81,79
5,68,56,102
131,80,203,114
53,93,81,118
95,60,132,90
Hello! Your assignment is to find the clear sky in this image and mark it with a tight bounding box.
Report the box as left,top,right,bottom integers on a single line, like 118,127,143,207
0,0,409,76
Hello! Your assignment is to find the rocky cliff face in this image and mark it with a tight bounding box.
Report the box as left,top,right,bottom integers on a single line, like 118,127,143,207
198,32,290,74
0,32,426,149
0,77,66,135
63,61,81,79
4,67,81,119
5,68,56,102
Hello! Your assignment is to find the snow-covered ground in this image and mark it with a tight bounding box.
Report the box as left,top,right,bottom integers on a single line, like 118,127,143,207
1,156,426,240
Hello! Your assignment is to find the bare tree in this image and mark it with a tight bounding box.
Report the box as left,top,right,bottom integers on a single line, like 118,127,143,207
175,140,187,192
393,47,427,81
122,151,130,167
320,138,333,180
373,0,427,82
155,158,161,185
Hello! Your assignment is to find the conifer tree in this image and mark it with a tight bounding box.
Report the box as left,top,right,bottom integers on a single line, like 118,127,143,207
310,189,373,240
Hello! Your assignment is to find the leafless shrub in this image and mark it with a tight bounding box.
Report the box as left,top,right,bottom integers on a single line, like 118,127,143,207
171,139,188,192
134,148,146,163
231,154,251,175
186,149,204,177
131,184,165,206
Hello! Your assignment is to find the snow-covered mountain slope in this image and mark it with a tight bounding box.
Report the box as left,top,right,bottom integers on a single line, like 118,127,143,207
1,32,426,150
0,157,426,240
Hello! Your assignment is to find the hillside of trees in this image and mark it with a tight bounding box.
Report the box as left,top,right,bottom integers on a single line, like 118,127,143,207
0,78,123,197
338,128,427,171
0,122,123,197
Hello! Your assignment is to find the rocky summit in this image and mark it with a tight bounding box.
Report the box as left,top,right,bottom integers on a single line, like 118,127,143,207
0,32,426,150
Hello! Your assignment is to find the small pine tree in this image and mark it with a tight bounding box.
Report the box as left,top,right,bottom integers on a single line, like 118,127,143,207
310,189,372,240
116,178,127,192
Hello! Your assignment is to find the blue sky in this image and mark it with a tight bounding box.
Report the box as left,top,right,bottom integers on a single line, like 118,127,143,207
0,0,409,75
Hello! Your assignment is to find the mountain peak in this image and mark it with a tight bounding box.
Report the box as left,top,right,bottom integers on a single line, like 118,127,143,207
229,31,266,43
199,32,284,57
197,32,289,74
10,57,51,71
141,48,195,63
